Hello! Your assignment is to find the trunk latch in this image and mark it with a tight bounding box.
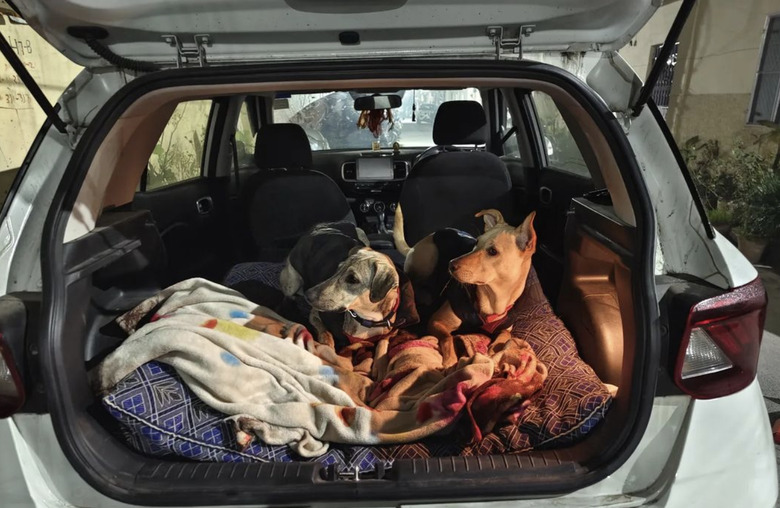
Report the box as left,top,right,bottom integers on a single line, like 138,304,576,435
487,25,535,60
320,462,392,481
162,34,211,68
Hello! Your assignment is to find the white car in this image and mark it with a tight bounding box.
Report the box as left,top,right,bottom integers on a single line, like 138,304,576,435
0,0,777,507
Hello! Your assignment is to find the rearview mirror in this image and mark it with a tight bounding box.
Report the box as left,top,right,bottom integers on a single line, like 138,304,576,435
354,94,401,111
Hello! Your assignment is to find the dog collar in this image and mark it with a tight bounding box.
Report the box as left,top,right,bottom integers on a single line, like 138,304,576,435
346,288,401,329
478,304,514,334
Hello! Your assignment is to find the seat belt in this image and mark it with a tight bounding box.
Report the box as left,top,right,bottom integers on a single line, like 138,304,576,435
229,132,240,195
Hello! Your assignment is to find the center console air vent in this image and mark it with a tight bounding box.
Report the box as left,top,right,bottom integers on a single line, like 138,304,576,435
341,161,357,181
392,161,409,180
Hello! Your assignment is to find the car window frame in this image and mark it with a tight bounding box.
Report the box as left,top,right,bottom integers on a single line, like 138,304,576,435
493,89,532,161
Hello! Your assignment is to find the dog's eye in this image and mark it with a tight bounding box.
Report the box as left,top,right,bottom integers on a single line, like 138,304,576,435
486,246,499,256
345,273,360,284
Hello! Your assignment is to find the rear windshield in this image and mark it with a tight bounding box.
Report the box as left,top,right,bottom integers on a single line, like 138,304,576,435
272,88,481,151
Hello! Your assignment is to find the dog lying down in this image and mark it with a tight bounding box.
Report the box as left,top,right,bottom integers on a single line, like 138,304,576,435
395,206,618,396
280,222,419,352
394,207,538,367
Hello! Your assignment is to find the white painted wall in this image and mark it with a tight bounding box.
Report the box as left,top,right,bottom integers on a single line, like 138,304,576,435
0,15,82,172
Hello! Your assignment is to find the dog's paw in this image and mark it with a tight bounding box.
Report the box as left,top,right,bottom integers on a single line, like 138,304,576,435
317,330,336,349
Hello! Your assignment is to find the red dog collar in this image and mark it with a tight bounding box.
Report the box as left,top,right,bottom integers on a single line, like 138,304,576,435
479,304,513,334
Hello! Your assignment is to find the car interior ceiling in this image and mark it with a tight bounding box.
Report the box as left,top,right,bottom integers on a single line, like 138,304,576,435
63,77,637,471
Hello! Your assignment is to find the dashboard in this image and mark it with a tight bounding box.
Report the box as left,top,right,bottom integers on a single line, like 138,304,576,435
341,155,409,232
307,150,418,237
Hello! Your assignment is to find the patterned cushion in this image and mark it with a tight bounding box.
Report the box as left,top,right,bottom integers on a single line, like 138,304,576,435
102,262,611,469
103,361,388,470
223,262,284,288
362,268,612,460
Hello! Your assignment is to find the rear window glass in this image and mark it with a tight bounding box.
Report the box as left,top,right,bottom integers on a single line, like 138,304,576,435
531,92,590,177
146,100,211,190
272,89,482,151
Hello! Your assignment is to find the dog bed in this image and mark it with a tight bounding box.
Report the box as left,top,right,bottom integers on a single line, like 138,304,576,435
101,262,611,470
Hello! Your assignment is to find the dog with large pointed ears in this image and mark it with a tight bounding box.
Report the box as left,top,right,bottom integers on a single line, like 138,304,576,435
394,207,537,368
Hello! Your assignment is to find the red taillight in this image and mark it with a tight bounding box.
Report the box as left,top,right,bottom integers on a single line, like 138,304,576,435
0,333,24,417
674,278,767,400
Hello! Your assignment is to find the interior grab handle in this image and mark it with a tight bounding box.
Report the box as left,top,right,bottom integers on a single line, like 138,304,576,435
539,186,553,205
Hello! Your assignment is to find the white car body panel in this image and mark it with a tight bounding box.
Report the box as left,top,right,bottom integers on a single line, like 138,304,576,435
0,8,773,501
530,50,758,289
2,382,776,507
13,0,659,68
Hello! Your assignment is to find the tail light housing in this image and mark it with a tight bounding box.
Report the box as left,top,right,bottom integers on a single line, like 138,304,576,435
674,278,767,399
0,333,25,417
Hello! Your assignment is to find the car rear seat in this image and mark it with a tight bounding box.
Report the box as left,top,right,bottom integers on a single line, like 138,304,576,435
397,100,514,244
241,123,355,261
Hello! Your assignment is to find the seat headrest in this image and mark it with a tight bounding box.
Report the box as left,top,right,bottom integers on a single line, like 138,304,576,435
432,100,488,145
254,123,313,169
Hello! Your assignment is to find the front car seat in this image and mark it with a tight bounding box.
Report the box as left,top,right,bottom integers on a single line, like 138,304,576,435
242,123,354,261
398,100,514,245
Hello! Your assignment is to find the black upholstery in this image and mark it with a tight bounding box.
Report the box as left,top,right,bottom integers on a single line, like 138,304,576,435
433,100,488,145
243,124,353,261
399,101,514,245
399,153,513,244
254,123,313,169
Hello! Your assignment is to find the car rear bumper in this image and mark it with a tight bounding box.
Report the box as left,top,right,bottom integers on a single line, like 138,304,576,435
653,378,778,507
2,379,775,508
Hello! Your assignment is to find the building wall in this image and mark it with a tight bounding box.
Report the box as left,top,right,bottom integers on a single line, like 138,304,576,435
620,0,780,149
0,15,82,177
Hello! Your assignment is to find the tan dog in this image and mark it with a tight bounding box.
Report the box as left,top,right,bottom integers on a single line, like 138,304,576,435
394,206,537,367
303,247,402,345
280,222,418,351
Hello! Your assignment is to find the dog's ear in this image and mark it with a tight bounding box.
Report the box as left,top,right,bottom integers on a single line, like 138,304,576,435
515,211,537,252
279,261,304,297
355,226,370,247
369,262,398,303
475,209,505,232
347,245,369,259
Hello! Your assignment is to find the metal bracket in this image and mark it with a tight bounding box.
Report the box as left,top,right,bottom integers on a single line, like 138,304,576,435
322,462,391,481
487,25,535,60
162,34,211,68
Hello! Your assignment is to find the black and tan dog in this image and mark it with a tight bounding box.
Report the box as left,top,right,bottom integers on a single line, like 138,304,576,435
281,222,417,350
394,207,537,368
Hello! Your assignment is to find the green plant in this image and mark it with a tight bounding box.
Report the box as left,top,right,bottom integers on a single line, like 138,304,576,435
682,136,738,210
707,206,733,226
754,120,780,170
146,104,208,189
234,128,256,167
732,162,780,239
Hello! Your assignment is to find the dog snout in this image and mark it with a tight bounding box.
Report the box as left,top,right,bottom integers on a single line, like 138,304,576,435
448,260,457,274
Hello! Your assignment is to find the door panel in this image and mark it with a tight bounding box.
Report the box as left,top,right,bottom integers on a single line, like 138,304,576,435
133,179,231,282
502,157,538,219
533,168,594,304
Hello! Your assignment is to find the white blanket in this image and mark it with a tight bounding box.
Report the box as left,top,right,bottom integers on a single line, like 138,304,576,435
93,278,374,457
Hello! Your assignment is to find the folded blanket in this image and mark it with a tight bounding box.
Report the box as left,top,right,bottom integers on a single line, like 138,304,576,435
94,278,546,457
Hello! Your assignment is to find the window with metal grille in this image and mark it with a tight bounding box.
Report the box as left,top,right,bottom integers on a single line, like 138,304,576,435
748,15,780,124
650,42,678,108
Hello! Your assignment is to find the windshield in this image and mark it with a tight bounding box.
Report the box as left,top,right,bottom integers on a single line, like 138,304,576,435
272,88,482,151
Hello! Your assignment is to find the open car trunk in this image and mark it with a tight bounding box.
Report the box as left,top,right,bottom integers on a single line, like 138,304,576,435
39,59,658,506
